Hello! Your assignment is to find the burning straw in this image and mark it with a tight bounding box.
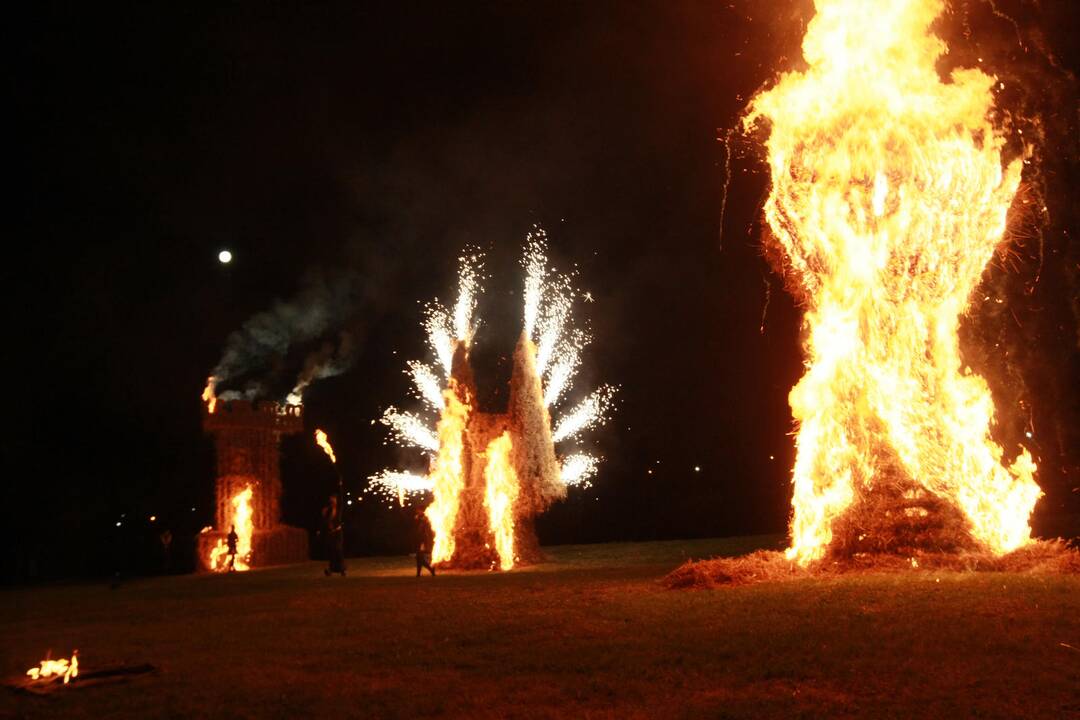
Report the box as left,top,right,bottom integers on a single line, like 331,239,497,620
710,0,1060,574
663,540,1080,589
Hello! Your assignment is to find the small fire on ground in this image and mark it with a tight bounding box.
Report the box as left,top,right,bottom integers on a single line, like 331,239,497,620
26,652,78,684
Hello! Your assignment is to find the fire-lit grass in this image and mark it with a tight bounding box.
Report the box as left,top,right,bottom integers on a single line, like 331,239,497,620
3,536,1078,719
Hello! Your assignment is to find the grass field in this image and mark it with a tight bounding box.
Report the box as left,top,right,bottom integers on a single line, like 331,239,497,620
3,535,1079,719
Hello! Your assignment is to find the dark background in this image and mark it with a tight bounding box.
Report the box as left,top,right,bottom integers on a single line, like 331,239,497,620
7,1,1079,581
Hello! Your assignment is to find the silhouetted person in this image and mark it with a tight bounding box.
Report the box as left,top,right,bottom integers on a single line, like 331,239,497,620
159,528,173,574
323,495,346,576
414,507,435,577
226,525,239,572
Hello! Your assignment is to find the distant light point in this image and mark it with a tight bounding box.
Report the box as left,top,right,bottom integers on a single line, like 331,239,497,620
218,249,233,264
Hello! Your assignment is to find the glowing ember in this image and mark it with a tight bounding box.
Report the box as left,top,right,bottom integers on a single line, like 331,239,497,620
314,429,336,464
483,431,519,570
26,652,78,684
746,0,1041,565
202,376,218,414
209,485,254,571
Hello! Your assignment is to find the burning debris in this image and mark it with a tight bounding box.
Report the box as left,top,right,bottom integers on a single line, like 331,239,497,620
371,231,615,570
11,652,159,695
673,0,1078,583
198,398,309,571
25,652,78,685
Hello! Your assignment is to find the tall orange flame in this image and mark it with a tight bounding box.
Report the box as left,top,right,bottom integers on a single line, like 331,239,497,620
202,377,218,414
483,431,519,570
209,485,254,571
314,429,336,464
747,0,1041,565
425,384,470,564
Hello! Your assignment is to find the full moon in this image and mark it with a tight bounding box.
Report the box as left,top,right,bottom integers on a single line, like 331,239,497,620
218,249,233,264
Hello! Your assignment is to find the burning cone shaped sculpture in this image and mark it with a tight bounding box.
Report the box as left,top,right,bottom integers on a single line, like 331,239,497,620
372,235,614,570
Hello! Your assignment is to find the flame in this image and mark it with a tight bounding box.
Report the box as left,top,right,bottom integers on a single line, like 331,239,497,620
26,651,78,684
202,376,218,414
425,384,470,564
314,429,336,464
209,485,254,571
747,0,1041,565
483,431,519,570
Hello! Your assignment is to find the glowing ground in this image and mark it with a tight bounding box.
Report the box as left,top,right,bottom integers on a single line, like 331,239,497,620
4,536,1078,719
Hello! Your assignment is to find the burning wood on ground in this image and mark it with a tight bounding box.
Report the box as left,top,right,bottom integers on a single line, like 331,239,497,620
11,652,158,696
673,0,1077,584
371,233,615,570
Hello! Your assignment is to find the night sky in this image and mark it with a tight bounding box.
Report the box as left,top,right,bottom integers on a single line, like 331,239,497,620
8,1,1079,580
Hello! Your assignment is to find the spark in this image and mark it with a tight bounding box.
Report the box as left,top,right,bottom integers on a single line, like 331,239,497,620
552,385,617,443
422,254,483,377
522,229,548,341
218,250,232,264
560,454,600,486
368,470,433,499
407,361,445,411
543,329,586,407
423,303,456,376
380,407,438,452
534,276,572,375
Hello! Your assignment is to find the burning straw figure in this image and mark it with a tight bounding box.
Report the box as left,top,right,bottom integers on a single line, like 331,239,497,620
371,232,615,570
666,0,1080,588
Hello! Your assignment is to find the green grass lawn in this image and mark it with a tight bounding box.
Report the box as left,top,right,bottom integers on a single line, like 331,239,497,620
3,535,1078,719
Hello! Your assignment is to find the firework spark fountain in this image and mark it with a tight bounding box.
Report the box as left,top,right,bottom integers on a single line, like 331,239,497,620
370,233,615,569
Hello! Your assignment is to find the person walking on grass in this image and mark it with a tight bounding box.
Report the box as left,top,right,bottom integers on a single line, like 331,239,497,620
323,495,346,577
414,507,435,577
226,525,239,572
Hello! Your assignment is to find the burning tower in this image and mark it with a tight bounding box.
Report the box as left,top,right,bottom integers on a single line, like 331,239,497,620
198,395,309,571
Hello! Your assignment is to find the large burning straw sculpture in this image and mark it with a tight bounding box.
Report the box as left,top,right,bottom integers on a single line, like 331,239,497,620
198,393,309,571
370,232,615,570
669,0,1077,586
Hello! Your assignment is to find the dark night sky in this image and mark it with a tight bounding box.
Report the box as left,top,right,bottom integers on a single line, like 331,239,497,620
7,1,1079,578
